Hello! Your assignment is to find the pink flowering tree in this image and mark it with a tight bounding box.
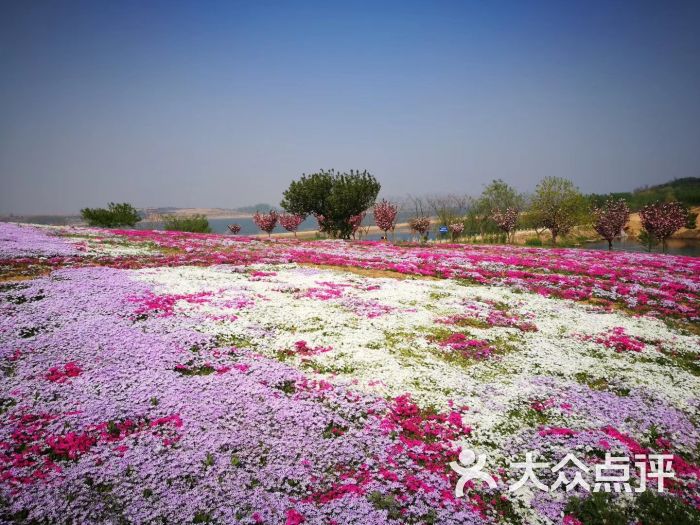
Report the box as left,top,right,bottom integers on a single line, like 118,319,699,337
279,213,305,237
639,201,686,253
409,216,431,242
373,200,398,240
491,207,519,243
348,212,365,239
314,213,329,235
253,210,278,237
592,198,629,250
227,223,241,235
448,222,464,241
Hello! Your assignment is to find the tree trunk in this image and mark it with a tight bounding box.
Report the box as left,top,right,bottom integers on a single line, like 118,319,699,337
608,239,613,250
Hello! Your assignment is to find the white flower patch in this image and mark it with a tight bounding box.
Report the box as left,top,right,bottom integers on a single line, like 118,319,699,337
129,263,699,430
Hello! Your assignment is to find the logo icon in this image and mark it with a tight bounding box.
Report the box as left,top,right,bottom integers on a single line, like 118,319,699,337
450,447,497,496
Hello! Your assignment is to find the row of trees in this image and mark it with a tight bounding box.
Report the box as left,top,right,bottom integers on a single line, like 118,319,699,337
399,177,694,251
80,172,696,251
267,172,694,251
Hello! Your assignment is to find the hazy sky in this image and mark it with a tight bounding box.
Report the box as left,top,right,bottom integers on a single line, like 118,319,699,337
1,1,699,214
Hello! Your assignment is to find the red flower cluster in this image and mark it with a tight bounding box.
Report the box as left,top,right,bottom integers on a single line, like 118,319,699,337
0,411,183,489
45,362,82,383
595,327,645,353
291,340,332,356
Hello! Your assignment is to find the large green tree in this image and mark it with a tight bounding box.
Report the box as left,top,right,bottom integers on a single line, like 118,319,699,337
529,177,588,245
478,180,523,215
280,170,380,239
475,179,524,234
80,202,141,228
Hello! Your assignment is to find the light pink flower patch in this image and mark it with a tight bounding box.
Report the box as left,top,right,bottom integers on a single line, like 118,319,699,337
301,281,350,300
220,296,255,309
342,297,394,318
530,398,556,412
129,291,214,317
435,333,495,359
249,270,277,281
439,299,538,332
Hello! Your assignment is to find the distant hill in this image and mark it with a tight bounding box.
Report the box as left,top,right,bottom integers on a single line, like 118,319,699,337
590,177,700,210
233,203,274,213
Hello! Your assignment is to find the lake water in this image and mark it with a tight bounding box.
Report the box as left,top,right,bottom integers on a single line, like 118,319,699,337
581,238,700,257
137,216,419,239
136,219,700,257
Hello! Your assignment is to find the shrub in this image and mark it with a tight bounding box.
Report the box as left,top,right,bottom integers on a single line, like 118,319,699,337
525,237,543,246
409,216,431,241
80,202,141,228
163,214,211,233
565,491,700,525
448,222,464,241
637,229,660,252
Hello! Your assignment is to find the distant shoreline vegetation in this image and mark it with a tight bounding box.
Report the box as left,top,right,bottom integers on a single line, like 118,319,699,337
2,176,699,254
3,176,698,224
162,214,212,233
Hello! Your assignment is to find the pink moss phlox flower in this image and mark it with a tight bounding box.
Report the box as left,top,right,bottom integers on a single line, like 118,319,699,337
45,362,82,383
537,427,577,437
284,508,305,525
595,327,645,352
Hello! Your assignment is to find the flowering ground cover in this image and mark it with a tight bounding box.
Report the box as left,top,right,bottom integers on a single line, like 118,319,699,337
1,222,699,524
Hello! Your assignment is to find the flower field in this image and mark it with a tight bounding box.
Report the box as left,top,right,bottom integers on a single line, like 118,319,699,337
1,222,699,524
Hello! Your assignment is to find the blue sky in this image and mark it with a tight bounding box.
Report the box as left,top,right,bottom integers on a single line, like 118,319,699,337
1,0,699,214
